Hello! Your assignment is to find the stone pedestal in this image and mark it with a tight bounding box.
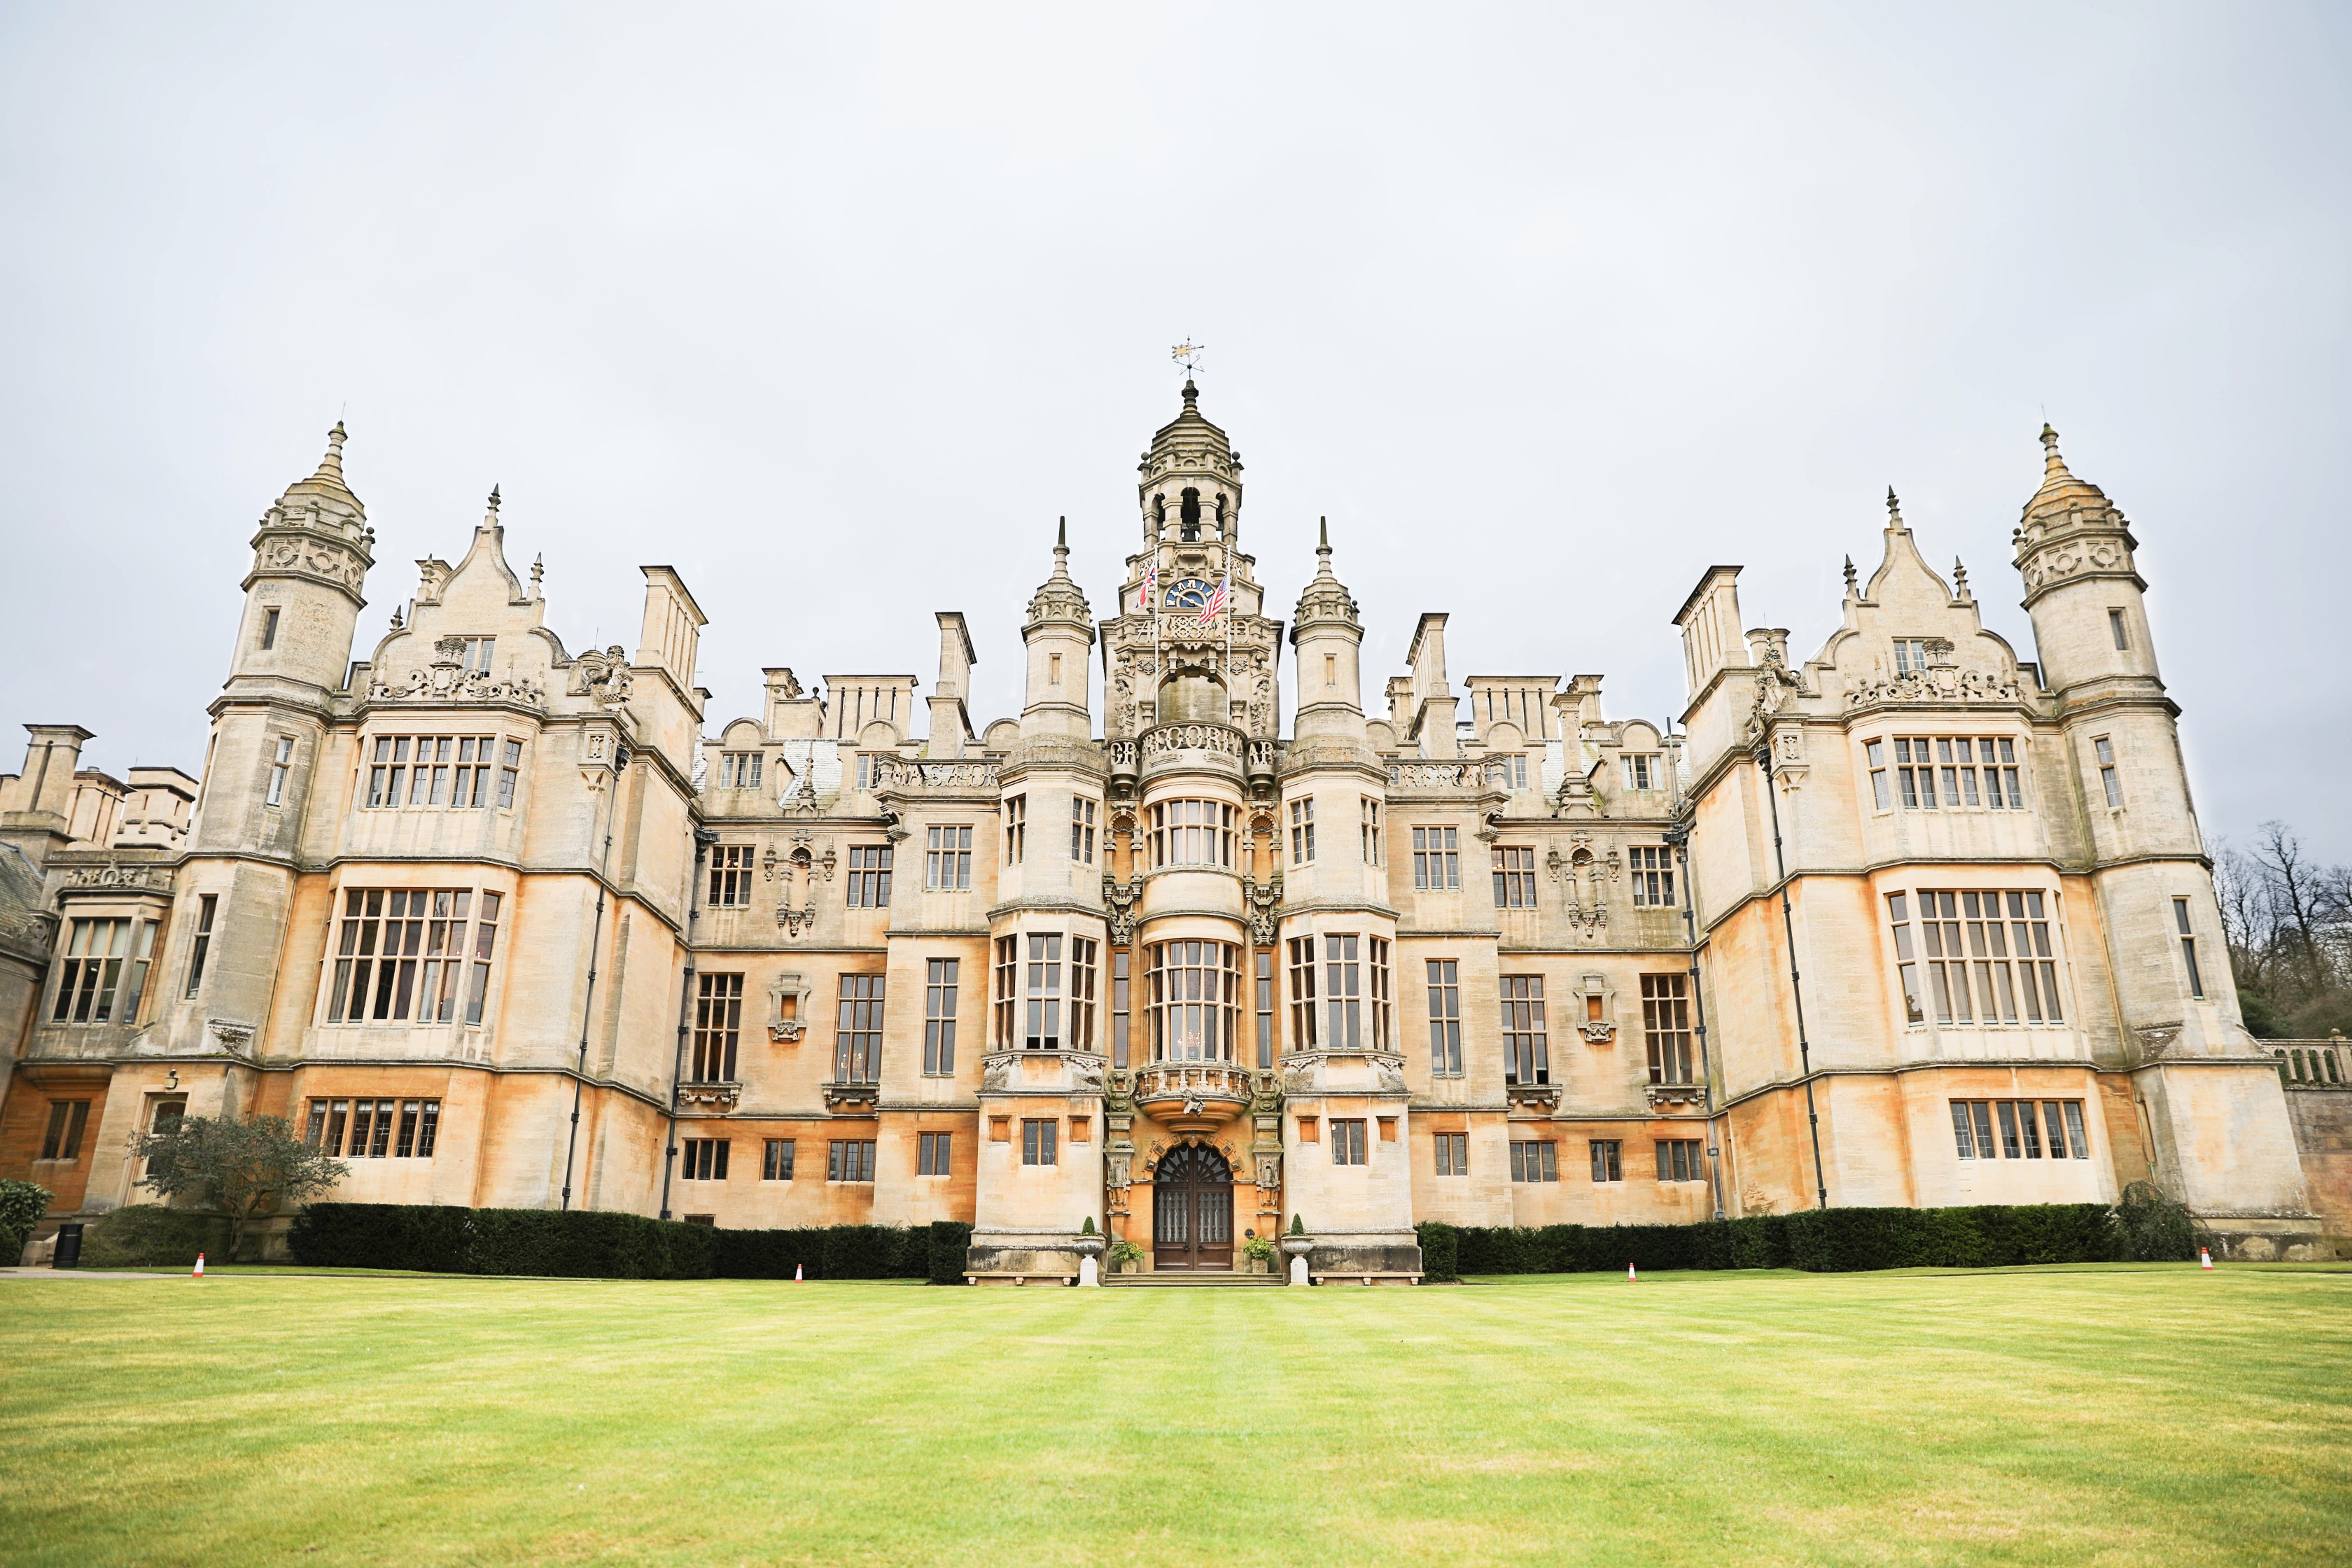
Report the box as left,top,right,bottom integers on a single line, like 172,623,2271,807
1079,1255,1099,1287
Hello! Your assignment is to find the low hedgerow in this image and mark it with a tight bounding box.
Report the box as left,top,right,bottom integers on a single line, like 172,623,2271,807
1450,1203,2142,1276
1413,1221,1460,1282
927,1221,974,1284
79,1205,234,1268
292,1204,939,1280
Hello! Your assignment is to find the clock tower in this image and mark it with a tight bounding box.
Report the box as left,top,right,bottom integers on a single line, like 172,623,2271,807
1100,379,1281,752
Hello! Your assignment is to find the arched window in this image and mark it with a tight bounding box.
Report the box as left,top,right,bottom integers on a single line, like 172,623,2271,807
1153,494,1166,528
1214,493,1227,533
1180,489,1200,540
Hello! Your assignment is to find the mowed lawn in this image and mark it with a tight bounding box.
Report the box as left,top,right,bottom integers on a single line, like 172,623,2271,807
1,1266,2347,1567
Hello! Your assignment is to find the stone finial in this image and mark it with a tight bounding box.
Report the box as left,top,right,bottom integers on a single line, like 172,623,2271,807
1318,515,1331,559
2040,422,2068,477
1952,556,1971,600
1182,378,1198,409
321,421,348,473
390,606,403,629
1842,555,1858,596
1886,487,1905,529
487,484,502,515
531,553,544,594
1055,515,1069,561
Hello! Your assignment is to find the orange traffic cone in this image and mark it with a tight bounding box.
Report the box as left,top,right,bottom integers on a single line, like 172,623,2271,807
1627,1263,1637,1283
2199,1248,2213,1270
192,1252,205,1279
794,1264,804,1282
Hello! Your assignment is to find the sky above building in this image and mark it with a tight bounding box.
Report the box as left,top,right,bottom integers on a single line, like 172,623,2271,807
2,4,2346,859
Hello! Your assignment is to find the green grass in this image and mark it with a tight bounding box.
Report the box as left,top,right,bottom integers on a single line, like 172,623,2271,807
1,1265,2346,1567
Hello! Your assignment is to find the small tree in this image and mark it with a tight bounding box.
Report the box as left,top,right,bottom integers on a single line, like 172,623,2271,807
0,1179,53,1265
134,1114,348,1258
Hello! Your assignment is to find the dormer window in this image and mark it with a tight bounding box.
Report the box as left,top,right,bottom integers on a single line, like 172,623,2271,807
1622,754,1660,792
459,638,495,675
1893,638,1931,675
717,752,764,790
1180,488,1200,541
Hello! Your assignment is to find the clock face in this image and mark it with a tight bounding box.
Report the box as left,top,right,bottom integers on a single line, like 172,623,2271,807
1166,578,1212,608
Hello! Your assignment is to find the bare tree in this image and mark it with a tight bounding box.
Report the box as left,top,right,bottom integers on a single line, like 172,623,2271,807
2253,821,2335,997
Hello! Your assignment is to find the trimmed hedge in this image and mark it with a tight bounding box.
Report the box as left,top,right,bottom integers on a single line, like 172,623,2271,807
291,1203,715,1279
1448,1203,2153,1277
293,1204,944,1280
927,1221,974,1284
1414,1221,1460,1282
79,1205,234,1268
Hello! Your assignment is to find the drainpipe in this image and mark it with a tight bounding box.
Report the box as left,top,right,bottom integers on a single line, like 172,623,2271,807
1663,729,1725,1222
659,827,719,1219
560,744,627,1210
1754,732,1828,1210
1662,814,1724,1222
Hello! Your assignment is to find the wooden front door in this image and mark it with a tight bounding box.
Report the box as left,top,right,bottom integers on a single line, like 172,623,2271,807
1152,1144,1234,1270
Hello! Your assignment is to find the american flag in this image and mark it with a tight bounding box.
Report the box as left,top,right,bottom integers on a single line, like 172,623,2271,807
1194,572,1228,627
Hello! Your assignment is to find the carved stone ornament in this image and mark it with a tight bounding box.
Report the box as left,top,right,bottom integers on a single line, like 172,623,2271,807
822,1082,880,1112
206,1018,257,1054
1387,761,1486,790
1376,1056,1406,1092
569,647,635,707
1143,722,1243,759
2136,1023,2184,1061
767,972,811,1042
1844,662,2022,710
872,758,999,793
367,663,547,710
1645,1084,1705,1108
1507,1083,1562,1112
1247,874,1282,946
1104,876,1140,945
1568,972,1617,1043
678,1082,742,1109
981,1056,1013,1093
2019,538,2125,594
60,861,167,890
257,532,363,591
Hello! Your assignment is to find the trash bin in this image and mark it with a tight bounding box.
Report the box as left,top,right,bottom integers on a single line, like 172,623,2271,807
52,1223,83,1270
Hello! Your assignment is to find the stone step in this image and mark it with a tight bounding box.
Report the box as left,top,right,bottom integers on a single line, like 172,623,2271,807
1102,1270,1285,1287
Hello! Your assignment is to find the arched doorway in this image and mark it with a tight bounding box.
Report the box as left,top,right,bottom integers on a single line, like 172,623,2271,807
1152,1144,1234,1271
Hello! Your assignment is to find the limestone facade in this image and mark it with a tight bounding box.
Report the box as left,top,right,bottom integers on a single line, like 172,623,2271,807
0,388,2333,1270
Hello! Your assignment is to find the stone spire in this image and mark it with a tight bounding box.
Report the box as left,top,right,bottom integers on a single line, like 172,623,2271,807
1292,515,1360,629
270,422,367,535
1025,515,1093,631
1885,486,1905,532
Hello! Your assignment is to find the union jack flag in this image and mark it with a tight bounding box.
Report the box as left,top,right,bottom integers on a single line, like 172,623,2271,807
1142,561,1158,614
1194,572,1228,628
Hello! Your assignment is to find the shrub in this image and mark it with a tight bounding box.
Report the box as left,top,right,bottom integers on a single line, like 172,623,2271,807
822,1224,914,1280
2115,1181,2201,1262
1413,1221,1460,1282
288,1203,714,1278
927,1220,974,1284
135,1113,346,1258
1783,1204,2122,1272
713,1226,825,1280
78,1205,232,1268
290,1203,472,1271
0,1179,52,1266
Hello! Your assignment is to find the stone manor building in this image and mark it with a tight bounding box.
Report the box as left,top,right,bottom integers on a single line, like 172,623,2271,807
0,383,2334,1275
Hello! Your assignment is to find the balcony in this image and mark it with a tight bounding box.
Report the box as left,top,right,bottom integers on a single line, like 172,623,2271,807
1133,1061,1252,1133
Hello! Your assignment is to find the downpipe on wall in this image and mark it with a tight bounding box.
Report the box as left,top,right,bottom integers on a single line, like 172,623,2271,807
1754,731,1830,1210
560,744,627,1210
659,828,718,1221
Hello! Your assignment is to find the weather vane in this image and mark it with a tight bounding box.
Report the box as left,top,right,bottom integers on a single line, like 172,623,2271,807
1172,340,1205,376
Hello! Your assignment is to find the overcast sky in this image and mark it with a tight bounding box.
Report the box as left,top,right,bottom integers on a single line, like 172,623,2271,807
3,5,2346,860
